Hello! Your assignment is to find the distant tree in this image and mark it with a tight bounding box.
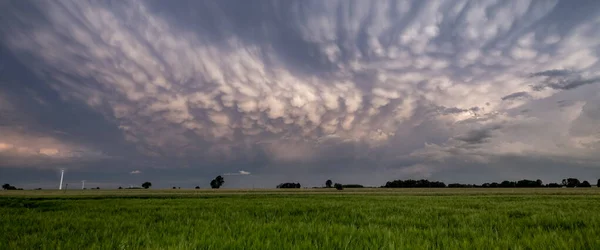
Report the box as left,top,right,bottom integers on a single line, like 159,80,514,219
276,183,301,189
334,183,343,190
579,181,592,188
118,186,123,189
2,184,17,190
597,179,600,188
215,176,224,186
515,179,542,187
342,184,364,188
96,187,100,190
141,182,152,189
384,179,446,188
564,178,581,188
195,186,200,189
500,180,516,187
172,186,177,189
326,179,332,188
547,183,562,188
210,175,225,189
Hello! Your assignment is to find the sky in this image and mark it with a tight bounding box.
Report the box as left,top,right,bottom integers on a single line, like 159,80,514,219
1,0,600,189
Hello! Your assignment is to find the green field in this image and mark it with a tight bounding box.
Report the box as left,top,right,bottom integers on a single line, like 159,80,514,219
2,188,600,249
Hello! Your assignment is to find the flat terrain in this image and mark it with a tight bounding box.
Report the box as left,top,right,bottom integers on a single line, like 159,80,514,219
2,188,600,249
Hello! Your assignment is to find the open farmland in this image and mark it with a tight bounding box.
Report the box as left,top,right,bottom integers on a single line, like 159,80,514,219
2,188,600,249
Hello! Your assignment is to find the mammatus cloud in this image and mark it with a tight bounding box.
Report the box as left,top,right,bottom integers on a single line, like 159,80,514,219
1,0,600,184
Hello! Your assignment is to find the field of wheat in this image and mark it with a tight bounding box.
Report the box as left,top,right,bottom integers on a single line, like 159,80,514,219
2,188,600,249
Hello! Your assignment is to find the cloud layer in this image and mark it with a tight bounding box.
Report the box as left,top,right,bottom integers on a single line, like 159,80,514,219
1,0,600,186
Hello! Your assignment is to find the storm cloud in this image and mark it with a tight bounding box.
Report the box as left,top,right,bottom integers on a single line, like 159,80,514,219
1,0,600,188
501,92,531,101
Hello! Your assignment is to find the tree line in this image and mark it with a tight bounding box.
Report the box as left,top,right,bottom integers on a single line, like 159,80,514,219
1,184,22,190
4,177,600,191
384,178,598,188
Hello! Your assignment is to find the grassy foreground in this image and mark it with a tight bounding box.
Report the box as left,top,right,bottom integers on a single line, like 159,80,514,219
2,189,600,249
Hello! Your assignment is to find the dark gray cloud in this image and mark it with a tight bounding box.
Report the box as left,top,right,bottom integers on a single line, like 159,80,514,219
1,0,600,188
501,91,530,101
454,125,502,145
550,78,600,90
530,69,573,77
530,69,600,91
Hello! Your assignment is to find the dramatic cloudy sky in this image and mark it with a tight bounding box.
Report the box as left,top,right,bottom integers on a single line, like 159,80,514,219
1,0,600,189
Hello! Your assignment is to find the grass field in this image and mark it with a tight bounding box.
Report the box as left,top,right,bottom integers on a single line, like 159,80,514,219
2,188,600,249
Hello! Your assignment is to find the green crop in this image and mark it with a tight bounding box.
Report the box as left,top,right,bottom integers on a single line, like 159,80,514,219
1,188,600,249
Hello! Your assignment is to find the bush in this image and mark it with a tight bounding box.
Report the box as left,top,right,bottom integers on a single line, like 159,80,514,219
276,183,301,189
342,184,364,188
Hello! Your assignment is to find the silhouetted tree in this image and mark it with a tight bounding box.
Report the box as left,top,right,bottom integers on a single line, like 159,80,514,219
276,183,301,188
381,178,597,189
597,179,600,188
141,182,152,189
563,178,581,187
172,186,177,189
326,179,332,188
210,176,225,189
384,179,446,188
342,184,364,188
500,180,516,187
195,186,200,189
118,186,123,189
515,179,543,187
334,183,343,190
2,184,17,190
547,183,562,187
579,181,592,187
